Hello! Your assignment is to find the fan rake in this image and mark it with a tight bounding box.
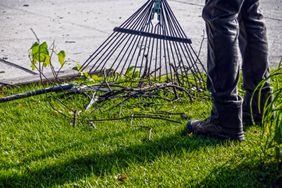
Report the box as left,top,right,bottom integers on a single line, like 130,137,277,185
81,0,206,93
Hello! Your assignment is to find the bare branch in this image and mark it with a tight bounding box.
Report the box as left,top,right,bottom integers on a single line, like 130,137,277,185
89,114,182,124
30,28,40,42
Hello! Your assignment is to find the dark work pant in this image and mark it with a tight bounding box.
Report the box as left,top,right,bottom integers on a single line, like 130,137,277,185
239,0,272,121
202,0,271,133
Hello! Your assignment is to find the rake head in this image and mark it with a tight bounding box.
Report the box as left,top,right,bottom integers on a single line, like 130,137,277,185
81,0,206,91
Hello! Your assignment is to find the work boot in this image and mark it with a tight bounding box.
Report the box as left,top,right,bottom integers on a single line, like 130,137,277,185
184,118,245,141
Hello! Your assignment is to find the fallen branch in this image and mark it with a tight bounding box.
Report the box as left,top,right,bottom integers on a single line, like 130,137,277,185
89,114,182,124
72,110,78,127
0,83,112,103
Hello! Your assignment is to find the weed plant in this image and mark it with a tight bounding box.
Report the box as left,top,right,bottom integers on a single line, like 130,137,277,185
252,67,282,163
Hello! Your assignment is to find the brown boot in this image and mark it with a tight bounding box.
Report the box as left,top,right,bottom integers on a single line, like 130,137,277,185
184,118,245,142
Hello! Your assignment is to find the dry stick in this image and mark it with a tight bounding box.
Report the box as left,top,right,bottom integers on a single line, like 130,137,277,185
169,63,183,86
130,114,134,126
56,62,65,80
117,95,171,108
48,41,65,81
47,96,69,119
104,81,112,92
106,92,173,101
172,86,180,100
30,28,40,42
48,40,59,80
157,111,189,119
89,122,97,129
29,29,67,103
156,110,184,115
136,124,153,141
103,69,113,92
90,114,182,124
85,92,97,111
104,96,132,112
138,54,149,88
73,110,77,127
148,128,153,141
100,91,173,114
74,84,113,93
97,87,153,104
30,28,45,86
31,63,57,85
89,83,190,112
197,30,206,61
278,57,282,68
149,67,161,76
72,83,124,115
133,113,182,119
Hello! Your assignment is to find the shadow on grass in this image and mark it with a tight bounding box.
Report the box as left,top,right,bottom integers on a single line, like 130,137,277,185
198,158,282,187
0,131,225,187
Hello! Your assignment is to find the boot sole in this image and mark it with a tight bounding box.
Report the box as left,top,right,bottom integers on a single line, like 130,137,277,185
186,121,245,142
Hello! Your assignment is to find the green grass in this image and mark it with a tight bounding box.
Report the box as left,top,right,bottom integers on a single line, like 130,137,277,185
0,83,281,187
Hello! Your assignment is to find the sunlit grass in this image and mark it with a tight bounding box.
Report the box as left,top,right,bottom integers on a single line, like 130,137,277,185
0,79,281,187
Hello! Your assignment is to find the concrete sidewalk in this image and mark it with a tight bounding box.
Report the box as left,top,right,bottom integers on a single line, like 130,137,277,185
0,0,281,85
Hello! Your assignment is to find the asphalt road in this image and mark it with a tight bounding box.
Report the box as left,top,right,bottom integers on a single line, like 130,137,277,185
0,0,281,84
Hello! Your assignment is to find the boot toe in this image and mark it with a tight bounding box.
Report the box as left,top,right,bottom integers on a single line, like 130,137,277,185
187,120,202,132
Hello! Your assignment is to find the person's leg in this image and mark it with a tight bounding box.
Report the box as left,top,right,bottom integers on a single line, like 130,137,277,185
185,0,245,141
239,0,272,124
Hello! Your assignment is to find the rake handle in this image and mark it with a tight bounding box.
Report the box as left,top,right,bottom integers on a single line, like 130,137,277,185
0,84,74,103
152,0,162,20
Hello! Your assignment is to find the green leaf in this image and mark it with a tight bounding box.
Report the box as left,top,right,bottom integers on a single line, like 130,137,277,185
57,50,66,66
92,74,103,81
31,42,49,63
43,55,51,67
73,63,82,72
31,63,36,70
82,72,89,79
133,108,141,113
132,71,140,79
125,66,135,77
31,42,39,56
38,42,49,62
30,42,39,63
39,42,49,54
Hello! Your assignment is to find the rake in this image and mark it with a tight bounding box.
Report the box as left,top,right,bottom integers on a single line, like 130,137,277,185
81,0,206,91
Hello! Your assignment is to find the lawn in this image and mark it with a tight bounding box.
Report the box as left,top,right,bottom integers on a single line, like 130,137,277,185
0,79,281,187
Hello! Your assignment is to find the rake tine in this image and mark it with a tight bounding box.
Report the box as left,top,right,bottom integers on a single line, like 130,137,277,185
81,0,206,98
124,4,154,74
91,3,152,74
163,3,199,87
81,32,118,70
107,10,151,74
118,8,154,76
162,5,189,84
